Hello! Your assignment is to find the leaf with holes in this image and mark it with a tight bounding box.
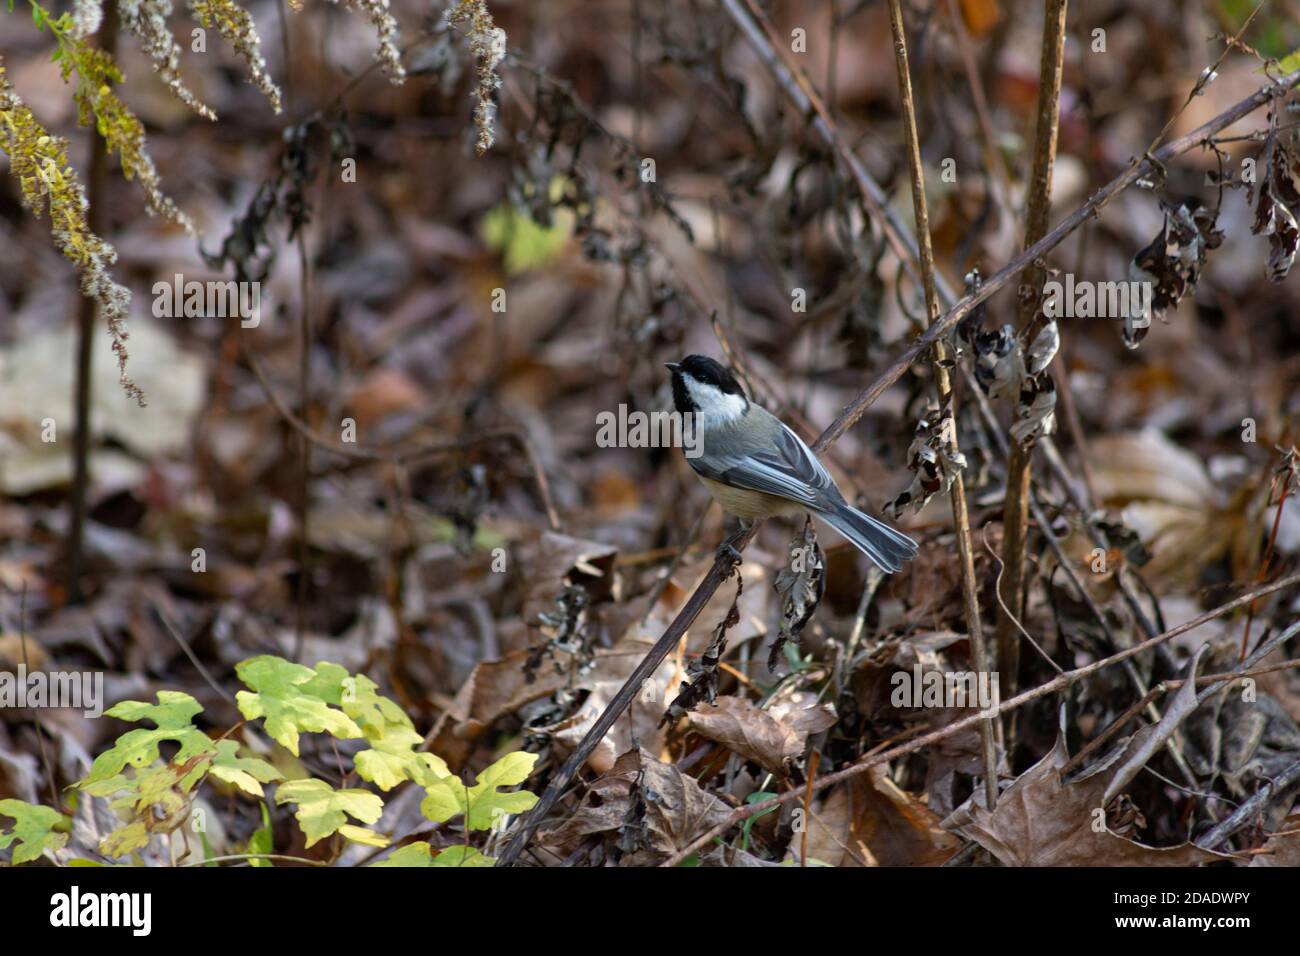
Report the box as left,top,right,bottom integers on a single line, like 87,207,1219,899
82,692,214,785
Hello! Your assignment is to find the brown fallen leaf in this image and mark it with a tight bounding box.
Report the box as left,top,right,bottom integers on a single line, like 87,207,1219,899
520,531,620,626
686,694,835,777
944,731,1232,866
1249,814,1300,866
539,748,733,865
798,765,960,867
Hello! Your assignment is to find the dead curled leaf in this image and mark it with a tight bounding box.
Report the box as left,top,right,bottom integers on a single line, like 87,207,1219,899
886,398,967,518
1101,644,1206,806
769,519,825,670
1250,129,1300,281
539,748,733,865
685,694,836,777
798,765,960,866
1086,429,1243,585
943,732,1232,866
1128,199,1222,347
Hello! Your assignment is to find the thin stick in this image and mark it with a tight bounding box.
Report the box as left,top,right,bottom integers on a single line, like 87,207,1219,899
494,525,759,865
65,5,118,603
885,0,998,808
1197,759,1300,850
1240,472,1289,659
996,0,1068,705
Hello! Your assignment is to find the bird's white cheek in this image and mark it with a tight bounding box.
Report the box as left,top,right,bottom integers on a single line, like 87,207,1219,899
684,379,747,427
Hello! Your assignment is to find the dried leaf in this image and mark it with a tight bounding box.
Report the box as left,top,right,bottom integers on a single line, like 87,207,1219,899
944,733,1231,866
686,695,835,776
540,748,733,865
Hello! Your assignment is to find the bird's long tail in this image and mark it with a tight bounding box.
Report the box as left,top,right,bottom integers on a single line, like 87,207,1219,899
815,502,918,573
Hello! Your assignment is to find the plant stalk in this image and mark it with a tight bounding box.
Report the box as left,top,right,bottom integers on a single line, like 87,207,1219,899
886,0,999,809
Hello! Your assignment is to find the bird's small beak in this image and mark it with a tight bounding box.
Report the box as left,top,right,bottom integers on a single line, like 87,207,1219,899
664,362,681,373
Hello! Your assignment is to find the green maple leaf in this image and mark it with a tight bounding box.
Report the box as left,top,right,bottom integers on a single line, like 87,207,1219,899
208,740,283,797
354,724,451,791
299,661,351,704
82,691,214,785
275,779,384,848
373,842,437,867
433,845,494,867
338,673,451,790
461,752,540,830
373,842,493,867
0,800,69,864
420,751,539,830
235,656,362,755
339,672,410,739
246,802,274,868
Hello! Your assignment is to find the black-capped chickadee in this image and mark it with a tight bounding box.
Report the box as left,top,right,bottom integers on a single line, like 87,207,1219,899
665,355,918,573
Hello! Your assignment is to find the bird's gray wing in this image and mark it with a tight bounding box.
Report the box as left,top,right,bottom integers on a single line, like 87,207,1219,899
693,420,837,507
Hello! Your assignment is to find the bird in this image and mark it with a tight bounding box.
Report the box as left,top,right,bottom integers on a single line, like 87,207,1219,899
665,354,918,573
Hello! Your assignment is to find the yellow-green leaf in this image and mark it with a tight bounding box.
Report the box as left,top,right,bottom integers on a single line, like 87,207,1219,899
433,845,494,867
235,656,362,755
419,751,539,831
82,692,213,785
208,739,283,797
0,799,68,864
275,779,383,848
337,824,389,847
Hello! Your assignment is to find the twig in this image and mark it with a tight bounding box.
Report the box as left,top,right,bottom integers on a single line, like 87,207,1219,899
1240,471,1290,659
886,0,999,809
65,5,118,603
660,575,1300,866
152,607,237,707
966,374,1201,791
944,0,1015,221
18,585,59,811
1197,759,1300,850
495,524,759,866
996,0,1068,705
182,853,327,867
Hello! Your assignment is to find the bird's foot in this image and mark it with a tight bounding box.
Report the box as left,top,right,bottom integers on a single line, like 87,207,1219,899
715,540,744,567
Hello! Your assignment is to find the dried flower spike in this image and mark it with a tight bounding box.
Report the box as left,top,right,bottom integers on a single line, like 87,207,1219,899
119,0,217,121
189,0,283,113
328,0,407,84
0,59,142,404
71,0,105,36
447,0,506,155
